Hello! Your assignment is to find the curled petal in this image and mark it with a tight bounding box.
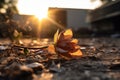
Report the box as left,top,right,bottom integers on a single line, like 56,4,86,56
63,29,73,39
59,49,82,60
59,29,73,41
71,39,78,44
70,49,82,58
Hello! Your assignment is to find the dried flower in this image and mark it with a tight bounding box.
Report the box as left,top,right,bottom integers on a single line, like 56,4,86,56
48,29,82,59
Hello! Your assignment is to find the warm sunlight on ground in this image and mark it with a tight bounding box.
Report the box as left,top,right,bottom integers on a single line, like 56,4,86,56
17,0,102,20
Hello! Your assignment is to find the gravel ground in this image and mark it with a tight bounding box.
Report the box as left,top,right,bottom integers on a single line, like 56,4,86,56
0,38,120,80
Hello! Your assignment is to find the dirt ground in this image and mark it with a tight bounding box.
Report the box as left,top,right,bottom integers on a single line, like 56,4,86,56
0,38,120,80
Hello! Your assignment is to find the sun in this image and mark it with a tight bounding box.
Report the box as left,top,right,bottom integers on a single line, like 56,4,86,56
34,7,48,20
17,0,49,20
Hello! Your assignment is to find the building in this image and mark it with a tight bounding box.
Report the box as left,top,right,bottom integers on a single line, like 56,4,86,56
88,0,120,35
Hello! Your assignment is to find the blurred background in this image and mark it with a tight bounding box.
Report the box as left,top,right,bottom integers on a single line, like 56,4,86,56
0,0,120,38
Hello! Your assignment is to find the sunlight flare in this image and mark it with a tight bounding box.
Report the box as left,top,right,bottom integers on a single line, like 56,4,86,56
17,0,49,20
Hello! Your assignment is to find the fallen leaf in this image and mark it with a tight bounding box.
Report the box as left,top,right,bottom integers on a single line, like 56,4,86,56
48,45,56,54
54,29,59,44
24,48,29,55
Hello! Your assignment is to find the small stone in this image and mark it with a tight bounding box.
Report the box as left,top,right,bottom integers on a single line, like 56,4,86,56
3,65,34,80
26,62,45,71
91,77,100,80
1,60,8,65
84,70,90,77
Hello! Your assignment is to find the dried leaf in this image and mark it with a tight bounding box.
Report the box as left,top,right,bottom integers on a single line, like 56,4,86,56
13,29,19,38
54,29,59,44
13,29,23,44
13,29,22,39
48,45,56,54
24,48,29,55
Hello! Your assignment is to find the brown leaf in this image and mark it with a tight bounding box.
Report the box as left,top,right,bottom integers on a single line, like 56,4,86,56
48,44,56,54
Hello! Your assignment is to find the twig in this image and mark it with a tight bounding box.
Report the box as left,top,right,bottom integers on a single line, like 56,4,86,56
13,45,48,49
